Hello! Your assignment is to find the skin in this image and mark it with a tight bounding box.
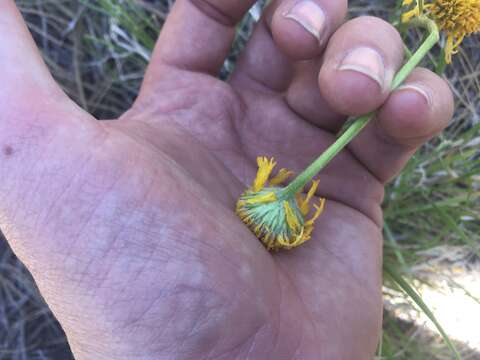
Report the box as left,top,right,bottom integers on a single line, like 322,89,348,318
0,1,454,359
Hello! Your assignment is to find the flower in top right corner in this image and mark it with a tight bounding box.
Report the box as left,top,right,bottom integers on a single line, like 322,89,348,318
402,0,480,63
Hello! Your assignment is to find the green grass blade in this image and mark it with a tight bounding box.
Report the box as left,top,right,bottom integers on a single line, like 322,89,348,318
383,264,462,360
384,222,407,269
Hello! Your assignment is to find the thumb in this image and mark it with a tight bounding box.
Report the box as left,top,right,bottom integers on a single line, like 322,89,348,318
0,1,96,260
0,1,71,106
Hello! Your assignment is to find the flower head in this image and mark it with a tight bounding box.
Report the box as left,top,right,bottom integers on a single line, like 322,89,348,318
236,157,325,252
402,0,480,63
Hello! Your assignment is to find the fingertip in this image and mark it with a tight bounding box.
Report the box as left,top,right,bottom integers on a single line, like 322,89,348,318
319,63,387,116
377,68,454,147
346,69,453,183
271,0,347,60
378,85,433,142
318,16,404,116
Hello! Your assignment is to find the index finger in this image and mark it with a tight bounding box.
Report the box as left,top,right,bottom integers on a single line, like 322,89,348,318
0,1,64,103
143,0,257,87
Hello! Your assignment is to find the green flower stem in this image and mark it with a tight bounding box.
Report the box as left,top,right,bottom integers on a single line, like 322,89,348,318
280,17,439,199
419,0,425,14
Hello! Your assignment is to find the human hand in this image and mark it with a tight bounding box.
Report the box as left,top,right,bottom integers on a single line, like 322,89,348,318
0,1,453,359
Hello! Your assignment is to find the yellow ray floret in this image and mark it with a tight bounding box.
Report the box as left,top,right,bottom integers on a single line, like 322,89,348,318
270,168,294,186
306,200,326,227
253,157,276,192
284,201,302,232
402,0,422,22
299,180,320,216
236,157,326,251
402,0,480,63
245,191,277,205
429,0,480,63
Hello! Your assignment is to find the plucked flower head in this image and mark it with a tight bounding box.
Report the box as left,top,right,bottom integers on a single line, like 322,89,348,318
402,0,480,63
236,157,325,252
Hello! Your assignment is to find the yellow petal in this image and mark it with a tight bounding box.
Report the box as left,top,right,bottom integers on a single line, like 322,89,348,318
300,180,320,216
293,231,306,246
269,168,294,186
277,234,289,247
284,201,301,232
303,226,314,241
452,34,465,51
305,198,326,226
401,8,419,22
445,34,454,64
253,157,277,192
246,191,277,204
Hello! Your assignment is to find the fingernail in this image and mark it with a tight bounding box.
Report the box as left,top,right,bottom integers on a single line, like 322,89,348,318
284,1,326,41
397,83,433,107
338,47,386,89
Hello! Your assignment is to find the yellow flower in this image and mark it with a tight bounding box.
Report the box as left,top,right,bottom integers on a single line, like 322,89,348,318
236,157,326,252
403,0,422,21
402,0,480,63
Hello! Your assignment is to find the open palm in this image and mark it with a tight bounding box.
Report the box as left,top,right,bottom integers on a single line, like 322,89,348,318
1,1,453,359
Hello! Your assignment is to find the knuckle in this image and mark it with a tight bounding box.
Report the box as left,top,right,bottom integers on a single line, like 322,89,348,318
189,0,242,27
342,16,403,46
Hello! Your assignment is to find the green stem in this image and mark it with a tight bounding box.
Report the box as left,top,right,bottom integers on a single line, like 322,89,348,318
280,17,439,199
419,0,424,14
